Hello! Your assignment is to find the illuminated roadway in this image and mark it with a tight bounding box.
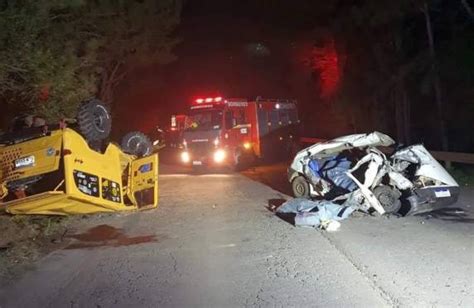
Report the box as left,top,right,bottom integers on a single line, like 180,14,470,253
0,162,473,307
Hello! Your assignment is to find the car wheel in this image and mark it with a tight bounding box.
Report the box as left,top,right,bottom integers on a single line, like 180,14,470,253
373,185,402,214
292,176,310,198
77,99,112,142
121,131,152,157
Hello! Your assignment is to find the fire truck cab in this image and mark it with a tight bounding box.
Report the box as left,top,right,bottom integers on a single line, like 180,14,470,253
180,96,299,168
166,114,188,147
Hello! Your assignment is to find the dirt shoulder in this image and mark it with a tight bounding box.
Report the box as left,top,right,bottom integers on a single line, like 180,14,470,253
0,214,74,284
0,210,139,286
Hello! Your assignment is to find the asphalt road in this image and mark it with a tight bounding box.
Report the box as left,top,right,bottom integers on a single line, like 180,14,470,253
0,160,473,307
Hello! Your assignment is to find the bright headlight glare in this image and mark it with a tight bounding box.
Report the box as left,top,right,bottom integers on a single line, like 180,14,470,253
243,142,251,150
213,149,226,163
181,151,190,163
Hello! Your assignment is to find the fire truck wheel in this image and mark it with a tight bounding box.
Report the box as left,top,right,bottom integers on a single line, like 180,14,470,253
292,176,310,198
77,99,112,142
121,131,152,157
232,147,257,171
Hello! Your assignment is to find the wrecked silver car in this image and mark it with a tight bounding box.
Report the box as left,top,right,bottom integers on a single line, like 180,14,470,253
287,132,460,216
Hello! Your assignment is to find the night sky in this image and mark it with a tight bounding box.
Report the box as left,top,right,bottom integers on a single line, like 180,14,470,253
110,0,473,152
113,1,346,138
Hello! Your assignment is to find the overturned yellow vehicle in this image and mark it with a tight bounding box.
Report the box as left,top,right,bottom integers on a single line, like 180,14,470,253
0,102,158,215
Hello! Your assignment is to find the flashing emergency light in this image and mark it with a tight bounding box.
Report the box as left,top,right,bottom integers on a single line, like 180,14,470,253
194,97,224,104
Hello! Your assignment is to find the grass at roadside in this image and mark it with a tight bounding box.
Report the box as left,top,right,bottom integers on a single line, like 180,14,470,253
0,215,72,284
448,164,474,187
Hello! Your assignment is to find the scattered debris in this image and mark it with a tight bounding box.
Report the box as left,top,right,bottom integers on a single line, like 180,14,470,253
287,132,460,220
325,220,341,232
276,198,356,230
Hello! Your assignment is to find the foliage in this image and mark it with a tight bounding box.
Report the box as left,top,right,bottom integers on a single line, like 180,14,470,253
311,40,343,100
0,0,180,121
311,0,474,151
0,1,95,120
73,0,180,104
448,165,474,187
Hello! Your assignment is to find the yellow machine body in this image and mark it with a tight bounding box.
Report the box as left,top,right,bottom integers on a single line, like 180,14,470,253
0,128,158,215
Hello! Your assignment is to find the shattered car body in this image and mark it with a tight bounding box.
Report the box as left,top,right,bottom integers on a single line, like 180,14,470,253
288,132,459,216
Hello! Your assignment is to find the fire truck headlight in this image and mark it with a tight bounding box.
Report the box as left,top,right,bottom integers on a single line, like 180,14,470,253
213,138,219,146
181,151,190,163
213,149,226,163
243,142,251,150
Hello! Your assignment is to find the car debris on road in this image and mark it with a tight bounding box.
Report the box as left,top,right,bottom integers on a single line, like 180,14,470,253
286,132,460,223
276,198,356,231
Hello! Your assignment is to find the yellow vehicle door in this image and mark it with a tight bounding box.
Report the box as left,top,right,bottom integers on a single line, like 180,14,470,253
128,154,159,209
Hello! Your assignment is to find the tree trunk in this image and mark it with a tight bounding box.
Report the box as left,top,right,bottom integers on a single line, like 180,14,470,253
461,0,474,20
99,62,122,105
423,2,449,156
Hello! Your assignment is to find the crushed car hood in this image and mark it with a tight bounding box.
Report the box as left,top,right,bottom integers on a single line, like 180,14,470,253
291,132,395,172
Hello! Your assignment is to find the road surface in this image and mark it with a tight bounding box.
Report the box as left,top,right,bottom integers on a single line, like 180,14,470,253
0,161,473,307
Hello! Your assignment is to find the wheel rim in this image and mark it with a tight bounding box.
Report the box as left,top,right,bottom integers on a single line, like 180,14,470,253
93,105,109,133
294,182,305,195
136,143,148,156
127,136,149,156
94,114,104,132
379,193,392,206
378,191,399,212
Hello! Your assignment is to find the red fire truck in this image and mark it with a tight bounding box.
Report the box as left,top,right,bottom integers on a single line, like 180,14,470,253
180,96,299,168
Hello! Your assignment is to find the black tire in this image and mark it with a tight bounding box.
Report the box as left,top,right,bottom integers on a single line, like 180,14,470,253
121,131,152,157
292,176,310,198
77,99,112,142
373,185,402,214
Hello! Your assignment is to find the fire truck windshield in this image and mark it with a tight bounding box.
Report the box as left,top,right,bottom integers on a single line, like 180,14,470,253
185,109,223,131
